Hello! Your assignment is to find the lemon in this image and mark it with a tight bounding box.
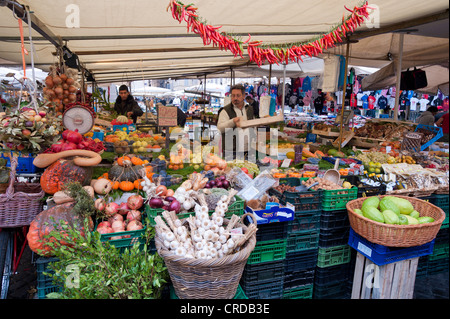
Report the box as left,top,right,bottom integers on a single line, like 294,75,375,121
375,168,381,174
376,162,382,168
369,161,375,167
343,181,352,189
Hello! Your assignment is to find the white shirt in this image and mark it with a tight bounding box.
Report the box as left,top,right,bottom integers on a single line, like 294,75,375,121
410,97,419,111
419,98,430,112
217,103,252,152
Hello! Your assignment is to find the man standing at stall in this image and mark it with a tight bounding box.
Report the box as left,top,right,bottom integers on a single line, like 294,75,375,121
114,84,144,123
217,84,255,160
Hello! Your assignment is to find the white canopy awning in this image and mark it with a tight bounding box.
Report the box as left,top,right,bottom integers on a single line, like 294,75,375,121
0,0,448,84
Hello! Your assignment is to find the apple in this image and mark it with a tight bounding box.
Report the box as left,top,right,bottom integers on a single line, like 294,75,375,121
22,129,31,136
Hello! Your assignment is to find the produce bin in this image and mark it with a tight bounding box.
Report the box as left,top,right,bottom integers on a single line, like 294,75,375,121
1,154,37,174
284,267,315,289
316,245,352,268
284,249,318,272
241,260,285,286
347,228,435,266
286,229,320,253
283,284,313,299
322,187,358,211
35,257,62,299
247,239,287,264
287,209,321,234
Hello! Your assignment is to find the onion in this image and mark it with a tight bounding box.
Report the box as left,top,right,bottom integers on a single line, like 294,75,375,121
68,94,77,101
62,83,69,90
149,197,164,208
221,180,230,189
60,74,68,82
155,185,167,197
54,87,63,96
68,85,77,93
66,77,75,85
165,196,176,202
215,180,223,188
204,182,212,189
52,76,62,85
168,199,181,213
166,189,175,197
218,175,226,181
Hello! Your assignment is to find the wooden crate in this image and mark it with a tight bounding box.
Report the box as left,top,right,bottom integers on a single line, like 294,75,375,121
351,252,419,299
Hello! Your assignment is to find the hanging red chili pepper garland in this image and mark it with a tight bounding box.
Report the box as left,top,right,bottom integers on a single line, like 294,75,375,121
167,1,373,66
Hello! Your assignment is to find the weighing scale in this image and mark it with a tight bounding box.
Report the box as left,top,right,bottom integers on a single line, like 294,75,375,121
62,103,96,134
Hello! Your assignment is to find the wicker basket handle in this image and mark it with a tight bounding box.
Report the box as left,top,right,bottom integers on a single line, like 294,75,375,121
5,154,18,199
240,212,257,226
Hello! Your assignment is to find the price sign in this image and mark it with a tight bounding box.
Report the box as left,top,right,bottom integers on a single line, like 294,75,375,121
157,105,178,127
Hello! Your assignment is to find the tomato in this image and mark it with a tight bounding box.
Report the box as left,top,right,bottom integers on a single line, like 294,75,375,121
241,167,248,174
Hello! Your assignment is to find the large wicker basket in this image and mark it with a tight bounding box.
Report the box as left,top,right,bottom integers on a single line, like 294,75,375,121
0,155,45,228
155,214,257,299
346,195,445,247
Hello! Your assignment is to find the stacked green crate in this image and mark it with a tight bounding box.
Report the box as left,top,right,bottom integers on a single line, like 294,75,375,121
314,207,353,299
35,257,62,299
241,221,289,299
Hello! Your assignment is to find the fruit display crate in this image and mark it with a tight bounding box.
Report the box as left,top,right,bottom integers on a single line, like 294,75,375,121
146,195,245,226
240,260,285,286
284,267,315,289
414,123,443,151
429,193,449,209
35,257,63,299
287,210,321,234
283,284,314,299
320,209,349,229
1,153,37,173
319,225,350,248
284,249,318,273
286,229,320,253
428,242,449,261
316,245,352,268
247,239,287,264
269,178,322,213
240,277,284,299
347,228,435,266
255,221,289,242
321,187,358,211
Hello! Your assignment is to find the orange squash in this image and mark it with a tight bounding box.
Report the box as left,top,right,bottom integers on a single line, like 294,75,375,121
302,149,317,158
134,179,143,190
119,180,134,192
111,181,120,190
131,156,144,166
314,151,325,158
117,156,131,166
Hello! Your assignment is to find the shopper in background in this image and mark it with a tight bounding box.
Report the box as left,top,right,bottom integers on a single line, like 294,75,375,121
435,112,449,142
417,106,439,126
114,84,143,123
245,95,260,118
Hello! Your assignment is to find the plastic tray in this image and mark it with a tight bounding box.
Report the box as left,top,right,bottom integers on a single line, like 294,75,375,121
283,268,315,289
320,209,349,229
247,239,287,264
347,228,435,266
240,278,284,300
2,154,37,173
319,225,350,248
284,249,318,273
286,230,320,253
322,187,358,211
241,260,285,286
287,210,321,234
313,280,351,299
415,124,443,151
35,257,62,299
314,262,353,286
255,221,289,242
269,185,322,213
283,284,313,299
316,245,352,268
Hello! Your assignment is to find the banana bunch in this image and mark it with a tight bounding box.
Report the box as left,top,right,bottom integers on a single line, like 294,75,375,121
394,155,416,164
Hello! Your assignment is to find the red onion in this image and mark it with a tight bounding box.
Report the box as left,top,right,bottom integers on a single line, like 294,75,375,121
215,180,223,188
164,196,176,202
222,180,230,189
168,200,181,213
149,197,164,208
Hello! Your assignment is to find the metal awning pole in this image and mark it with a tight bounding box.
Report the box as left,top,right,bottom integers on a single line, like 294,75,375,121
338,40,351,152
393,33,405,121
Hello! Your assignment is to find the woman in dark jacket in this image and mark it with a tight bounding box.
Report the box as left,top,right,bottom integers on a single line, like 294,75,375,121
114,85,143,123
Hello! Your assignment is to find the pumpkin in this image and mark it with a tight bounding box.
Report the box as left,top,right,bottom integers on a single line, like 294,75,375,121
40,158,93,195
131,156,144,166
134,179,143,190
117,156,131,166
119,181,134,191
27,202,93,257
108,164,143,182
111,181,120,190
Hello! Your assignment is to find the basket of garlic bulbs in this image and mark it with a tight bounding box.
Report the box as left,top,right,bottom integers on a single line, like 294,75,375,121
154,189,258,299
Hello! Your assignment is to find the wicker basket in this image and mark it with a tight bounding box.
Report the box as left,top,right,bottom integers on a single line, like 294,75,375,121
0,155,45,228
155,214,257,299
346,195,445,247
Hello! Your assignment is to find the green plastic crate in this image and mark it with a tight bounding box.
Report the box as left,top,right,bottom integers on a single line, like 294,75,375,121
247,239,287,264
286,230,320,253
283,284,313,299
322,187,358,211
429,242,449,261
316,245,351,268
35,257,62,299
430,194,449,209
146,195,244,226
287,210,321,234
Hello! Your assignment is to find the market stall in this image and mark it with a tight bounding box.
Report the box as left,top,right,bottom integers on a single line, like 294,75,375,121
0,0,448,302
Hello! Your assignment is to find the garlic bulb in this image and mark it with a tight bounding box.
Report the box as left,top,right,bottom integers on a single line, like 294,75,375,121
212,233,219,243
219,234,227,244
206,241,214,250
218,226,225,235
170,240,180,250
222,245,229,255
164,239,171,249
210,224,219,233
214,241,222,250
220,195,228,202
197,227,206,237
208,248,218,258
164,231,175,242
203,230,214,241
175,246,187,256
196,250,207,259
214,216,223,227
201,219,211,230
174,219,182,228
192,233,202,243
195,241,204,251
185,253,194,259
226,238,235,249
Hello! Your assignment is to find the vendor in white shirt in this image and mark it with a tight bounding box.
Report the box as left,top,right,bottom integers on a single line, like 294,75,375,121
217,84,256,160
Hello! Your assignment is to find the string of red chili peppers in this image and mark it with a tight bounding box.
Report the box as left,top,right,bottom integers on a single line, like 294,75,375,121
167,0,373,66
